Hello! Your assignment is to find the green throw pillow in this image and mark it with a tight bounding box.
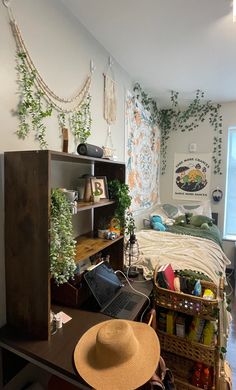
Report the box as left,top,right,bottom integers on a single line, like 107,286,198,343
189,215,213,227
174,214,187,226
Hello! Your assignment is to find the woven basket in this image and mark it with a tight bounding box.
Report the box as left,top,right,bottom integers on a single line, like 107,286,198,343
153,266,219,319
157,330,216,365
161,351,215,390
175,377,215,390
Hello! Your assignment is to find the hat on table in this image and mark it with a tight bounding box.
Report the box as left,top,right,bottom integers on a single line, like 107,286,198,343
74,319,160,390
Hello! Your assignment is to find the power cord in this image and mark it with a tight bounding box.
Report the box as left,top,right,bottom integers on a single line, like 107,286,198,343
115,269,151,322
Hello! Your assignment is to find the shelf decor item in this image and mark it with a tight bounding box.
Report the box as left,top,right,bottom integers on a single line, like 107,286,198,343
90,176,108,199
50,188,77,285
92,189,101,203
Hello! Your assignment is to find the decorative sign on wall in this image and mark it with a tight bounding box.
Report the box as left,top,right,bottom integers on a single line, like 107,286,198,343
125,91,160,211
173,153,211,200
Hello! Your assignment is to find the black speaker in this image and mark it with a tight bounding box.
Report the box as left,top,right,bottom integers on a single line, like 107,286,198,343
77,143,103,158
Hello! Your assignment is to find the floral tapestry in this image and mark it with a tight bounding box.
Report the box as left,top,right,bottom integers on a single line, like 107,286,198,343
125,91,160,212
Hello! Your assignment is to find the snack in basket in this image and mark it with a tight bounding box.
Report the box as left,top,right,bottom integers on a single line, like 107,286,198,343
203,289,215,300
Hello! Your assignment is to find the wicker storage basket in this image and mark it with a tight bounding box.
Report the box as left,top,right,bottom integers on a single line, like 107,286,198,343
161,351,215,390
175,377,214,390
153,266,219,319
157,330,216,365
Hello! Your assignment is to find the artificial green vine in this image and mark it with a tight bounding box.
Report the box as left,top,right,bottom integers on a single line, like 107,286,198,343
70,94,92,143
108,180,132,232
50,189,77,285
133,83,223,175
16,51,92,149
16,52,52,149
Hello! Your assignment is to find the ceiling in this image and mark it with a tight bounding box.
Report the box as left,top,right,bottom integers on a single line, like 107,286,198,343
62,0,236,107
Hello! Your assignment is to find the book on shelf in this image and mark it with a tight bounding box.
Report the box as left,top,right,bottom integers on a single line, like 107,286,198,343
157,263,175,291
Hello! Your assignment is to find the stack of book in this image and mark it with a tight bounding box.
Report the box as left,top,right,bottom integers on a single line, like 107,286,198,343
157,263,175,290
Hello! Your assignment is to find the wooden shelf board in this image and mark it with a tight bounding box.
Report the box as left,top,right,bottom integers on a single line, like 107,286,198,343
75,233,123,263
77,199,115,211
49,150,125,165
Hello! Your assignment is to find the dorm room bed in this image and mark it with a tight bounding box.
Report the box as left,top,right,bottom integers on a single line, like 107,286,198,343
133,202,232,390
134,202,230,284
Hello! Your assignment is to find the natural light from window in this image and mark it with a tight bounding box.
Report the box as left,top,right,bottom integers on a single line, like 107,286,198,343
224,127,236,240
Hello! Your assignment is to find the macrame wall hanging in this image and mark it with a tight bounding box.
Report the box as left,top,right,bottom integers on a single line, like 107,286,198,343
103,56,117,159
4,0,93,150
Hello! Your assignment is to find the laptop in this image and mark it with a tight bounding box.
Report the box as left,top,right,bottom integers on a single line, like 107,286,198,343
83,261,146,319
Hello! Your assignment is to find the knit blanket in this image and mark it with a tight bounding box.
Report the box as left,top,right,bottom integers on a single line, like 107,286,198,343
135,230,231,285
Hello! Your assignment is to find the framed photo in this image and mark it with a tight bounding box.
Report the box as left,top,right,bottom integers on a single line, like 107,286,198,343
90,176,109,199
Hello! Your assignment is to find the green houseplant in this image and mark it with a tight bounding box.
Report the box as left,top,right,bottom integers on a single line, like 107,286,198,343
108,179,134,233
50,188,77,285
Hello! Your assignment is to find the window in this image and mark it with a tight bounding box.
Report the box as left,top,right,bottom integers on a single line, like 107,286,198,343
224,127,236,239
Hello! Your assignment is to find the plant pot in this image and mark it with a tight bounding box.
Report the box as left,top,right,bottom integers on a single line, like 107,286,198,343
92,195,100,203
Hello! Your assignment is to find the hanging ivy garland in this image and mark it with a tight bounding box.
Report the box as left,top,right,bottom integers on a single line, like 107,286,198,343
133,83,223,175
50,189,77,285
6,2,93,149
16,52,53,149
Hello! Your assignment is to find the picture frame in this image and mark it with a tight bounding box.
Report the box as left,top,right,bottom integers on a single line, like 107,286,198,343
90,176,109,199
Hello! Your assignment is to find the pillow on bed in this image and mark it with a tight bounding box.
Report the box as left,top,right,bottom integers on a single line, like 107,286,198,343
178,200,212,218
189,215,213,227
161,203,182,219
149,205,169,220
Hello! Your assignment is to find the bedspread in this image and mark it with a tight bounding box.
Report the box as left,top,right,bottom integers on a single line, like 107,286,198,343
135,230,231,285
167,223,222,248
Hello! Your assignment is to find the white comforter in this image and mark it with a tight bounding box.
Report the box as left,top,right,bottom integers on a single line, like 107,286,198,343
135,230,231,285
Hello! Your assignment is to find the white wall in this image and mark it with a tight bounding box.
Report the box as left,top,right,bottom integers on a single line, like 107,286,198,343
160,101,236,266
0,0,132,326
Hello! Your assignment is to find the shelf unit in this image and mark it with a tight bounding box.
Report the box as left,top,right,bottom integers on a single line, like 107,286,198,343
4,150,126,340
154,276,224,390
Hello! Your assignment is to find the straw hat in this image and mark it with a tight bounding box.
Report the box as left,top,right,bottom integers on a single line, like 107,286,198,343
74,319,160,390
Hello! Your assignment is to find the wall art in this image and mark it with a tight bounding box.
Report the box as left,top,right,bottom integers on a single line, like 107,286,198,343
173,153,211,200
125,91,160,211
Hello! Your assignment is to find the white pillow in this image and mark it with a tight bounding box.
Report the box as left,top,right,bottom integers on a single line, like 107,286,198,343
178,200,212,218
149,205,175,225
149,205,169,220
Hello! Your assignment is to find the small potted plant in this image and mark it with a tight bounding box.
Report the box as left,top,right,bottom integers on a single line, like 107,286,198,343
92,189,101,203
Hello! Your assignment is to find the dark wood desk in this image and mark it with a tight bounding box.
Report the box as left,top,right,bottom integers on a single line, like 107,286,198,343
0,278,153,389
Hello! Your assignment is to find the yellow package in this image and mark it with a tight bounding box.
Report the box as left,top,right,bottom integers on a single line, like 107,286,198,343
188,317,205,342
203,321,215,345
166,311,175,334
203,289,215,300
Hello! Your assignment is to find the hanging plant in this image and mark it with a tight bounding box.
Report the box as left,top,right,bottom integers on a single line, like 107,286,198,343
108,179,132,231
16,51,53,149
133,83,223,175
58,111,66,129
70,94,92,143
50,188,77,285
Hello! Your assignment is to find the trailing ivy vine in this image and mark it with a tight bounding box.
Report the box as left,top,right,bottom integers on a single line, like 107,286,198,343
70,94,92,143
50,189,77,285
133,83,223,175
16,51,92,149
16,52,53,149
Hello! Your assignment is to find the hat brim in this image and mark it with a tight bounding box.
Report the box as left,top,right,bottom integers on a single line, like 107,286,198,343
74,320,160,390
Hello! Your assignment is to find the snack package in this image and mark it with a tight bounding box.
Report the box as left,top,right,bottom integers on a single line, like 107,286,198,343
203,289,215,300
188,317,205,342
203,321,216,345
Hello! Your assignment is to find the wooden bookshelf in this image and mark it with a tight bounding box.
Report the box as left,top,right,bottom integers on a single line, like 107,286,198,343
4,150,126,339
